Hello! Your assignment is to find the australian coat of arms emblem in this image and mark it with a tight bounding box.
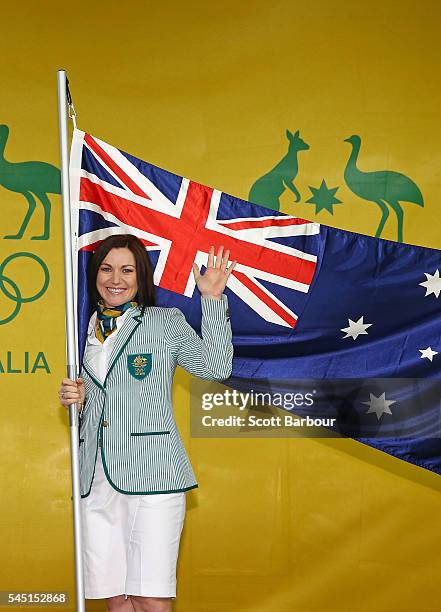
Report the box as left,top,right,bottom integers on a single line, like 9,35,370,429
127,354,152,380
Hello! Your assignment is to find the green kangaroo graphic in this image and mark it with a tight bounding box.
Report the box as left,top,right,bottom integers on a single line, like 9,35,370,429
249,130,310,211
344,135,424,243
0,125,61,240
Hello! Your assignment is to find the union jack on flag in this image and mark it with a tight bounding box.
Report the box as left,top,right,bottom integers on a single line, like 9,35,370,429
70,128,322,355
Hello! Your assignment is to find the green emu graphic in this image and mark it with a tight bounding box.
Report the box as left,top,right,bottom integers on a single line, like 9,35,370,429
344,135,424,243
248,130,309,211
0,125,61,240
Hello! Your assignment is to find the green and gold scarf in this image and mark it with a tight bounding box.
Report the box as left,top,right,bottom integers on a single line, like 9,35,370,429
95,299,138,343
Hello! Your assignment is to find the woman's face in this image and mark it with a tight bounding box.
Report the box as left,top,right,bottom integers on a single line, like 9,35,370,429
96,247,138,308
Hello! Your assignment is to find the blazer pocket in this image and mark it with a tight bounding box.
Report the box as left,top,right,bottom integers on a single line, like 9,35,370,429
130,431,170,436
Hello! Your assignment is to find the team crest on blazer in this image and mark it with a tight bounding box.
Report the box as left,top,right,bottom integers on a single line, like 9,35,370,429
127,354,152,379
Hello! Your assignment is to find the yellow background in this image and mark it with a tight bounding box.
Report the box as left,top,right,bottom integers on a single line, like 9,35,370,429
1,1,441,610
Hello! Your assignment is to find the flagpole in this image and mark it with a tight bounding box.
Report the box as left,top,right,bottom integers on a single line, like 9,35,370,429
57,69,85,612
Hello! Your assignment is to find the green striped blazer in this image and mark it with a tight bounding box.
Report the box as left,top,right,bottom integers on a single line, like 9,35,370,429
79,294,233,497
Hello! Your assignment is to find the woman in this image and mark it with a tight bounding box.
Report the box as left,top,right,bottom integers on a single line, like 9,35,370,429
59,234,235,612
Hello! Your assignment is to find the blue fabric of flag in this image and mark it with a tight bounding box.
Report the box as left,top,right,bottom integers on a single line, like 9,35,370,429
74,131,441,476
232,225,441,379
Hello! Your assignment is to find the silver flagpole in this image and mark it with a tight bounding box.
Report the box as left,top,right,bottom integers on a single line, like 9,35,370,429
57,69,85,612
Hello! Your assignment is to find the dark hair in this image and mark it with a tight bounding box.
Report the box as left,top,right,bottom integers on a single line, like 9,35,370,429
88,234,156,308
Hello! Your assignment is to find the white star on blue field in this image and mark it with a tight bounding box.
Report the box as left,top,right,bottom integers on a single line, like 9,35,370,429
419,269,441,298
362,392,396,420
340,316,372,340
419,347,438,362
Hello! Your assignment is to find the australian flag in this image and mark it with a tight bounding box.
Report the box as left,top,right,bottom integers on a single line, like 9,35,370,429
69,129,441,475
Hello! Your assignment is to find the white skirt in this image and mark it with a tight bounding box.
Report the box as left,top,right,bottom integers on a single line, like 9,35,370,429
80,451,186,600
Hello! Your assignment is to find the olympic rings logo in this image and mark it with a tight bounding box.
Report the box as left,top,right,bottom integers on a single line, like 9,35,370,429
0,252,50,325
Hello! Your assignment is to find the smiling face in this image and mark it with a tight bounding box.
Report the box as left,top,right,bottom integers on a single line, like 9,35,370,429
96,247,138,308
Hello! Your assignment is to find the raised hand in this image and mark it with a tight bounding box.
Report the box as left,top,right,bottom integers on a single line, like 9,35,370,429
192,245,236,299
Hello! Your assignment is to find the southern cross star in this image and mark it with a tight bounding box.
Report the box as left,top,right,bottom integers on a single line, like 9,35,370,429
419,269,441,298
363,392,396,420
340,316,372,340
419,347,438,362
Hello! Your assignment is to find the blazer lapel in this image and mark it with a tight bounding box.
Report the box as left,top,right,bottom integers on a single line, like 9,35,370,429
82,358,105,391
82,331,106,390
104,308,144,387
